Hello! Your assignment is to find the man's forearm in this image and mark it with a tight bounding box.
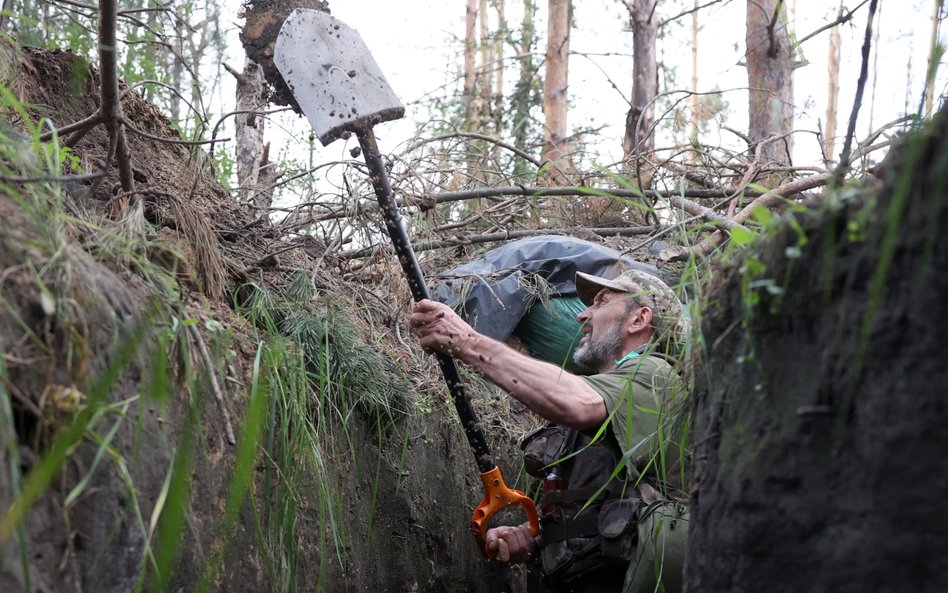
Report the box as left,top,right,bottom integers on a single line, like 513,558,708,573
457,333,606,429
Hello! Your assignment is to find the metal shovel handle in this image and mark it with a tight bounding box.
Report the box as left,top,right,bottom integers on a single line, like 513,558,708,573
356,129,495,473
356,130,539,556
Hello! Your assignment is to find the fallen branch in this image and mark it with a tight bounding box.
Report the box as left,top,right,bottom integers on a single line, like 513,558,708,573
338,226,656,259
282,184,763,231
39,111,105,142
187,324,236,446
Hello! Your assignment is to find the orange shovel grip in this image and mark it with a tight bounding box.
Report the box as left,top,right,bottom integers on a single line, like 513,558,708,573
470,466,540,558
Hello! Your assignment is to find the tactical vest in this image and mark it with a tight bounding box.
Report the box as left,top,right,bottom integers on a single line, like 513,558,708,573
521,423,653,592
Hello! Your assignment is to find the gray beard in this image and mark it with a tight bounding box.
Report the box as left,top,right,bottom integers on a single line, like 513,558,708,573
572,324,623,371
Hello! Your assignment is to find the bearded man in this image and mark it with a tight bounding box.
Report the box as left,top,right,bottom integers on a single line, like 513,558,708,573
411,269,689,593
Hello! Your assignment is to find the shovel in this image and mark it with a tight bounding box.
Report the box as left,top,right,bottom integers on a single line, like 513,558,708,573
273,8,538,556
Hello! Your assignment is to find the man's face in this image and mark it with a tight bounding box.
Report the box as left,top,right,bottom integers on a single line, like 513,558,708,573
573,288,633,370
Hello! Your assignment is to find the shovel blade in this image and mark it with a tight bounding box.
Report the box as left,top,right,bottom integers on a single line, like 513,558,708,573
274,9,405,146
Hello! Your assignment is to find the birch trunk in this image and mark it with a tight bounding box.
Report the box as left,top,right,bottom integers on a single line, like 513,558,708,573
924,0,944,118
228,58,267,211
824,10,841,163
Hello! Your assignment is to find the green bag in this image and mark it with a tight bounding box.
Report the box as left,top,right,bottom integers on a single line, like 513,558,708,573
512,296,591,374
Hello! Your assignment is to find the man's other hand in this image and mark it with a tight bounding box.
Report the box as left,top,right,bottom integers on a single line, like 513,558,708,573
410,299,477,359
484,524,537,564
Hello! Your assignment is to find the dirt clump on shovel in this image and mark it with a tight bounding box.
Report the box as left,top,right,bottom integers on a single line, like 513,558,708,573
239,0,329,111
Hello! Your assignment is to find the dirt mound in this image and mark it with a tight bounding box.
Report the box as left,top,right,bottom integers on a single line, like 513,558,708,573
240,0,329,111
1,46,531,593
688,110,948,591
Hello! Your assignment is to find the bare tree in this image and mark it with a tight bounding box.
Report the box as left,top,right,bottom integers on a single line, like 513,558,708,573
824,4,842,162
923,0,945,117
464,0,478,121
226,58,269,212
746,0,794,167
623,0,658,170
543,0,571,173
494,0,506,129
690,0,700,148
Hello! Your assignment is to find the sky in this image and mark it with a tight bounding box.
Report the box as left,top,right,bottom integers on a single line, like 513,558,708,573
219,0,946,193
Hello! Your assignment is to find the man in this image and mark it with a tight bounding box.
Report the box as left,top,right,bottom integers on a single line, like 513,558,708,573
410,269,689,593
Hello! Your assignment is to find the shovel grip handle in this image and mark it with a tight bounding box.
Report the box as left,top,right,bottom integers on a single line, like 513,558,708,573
471,466,540,558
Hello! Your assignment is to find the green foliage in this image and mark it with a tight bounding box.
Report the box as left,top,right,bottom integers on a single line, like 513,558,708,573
232,278,412,591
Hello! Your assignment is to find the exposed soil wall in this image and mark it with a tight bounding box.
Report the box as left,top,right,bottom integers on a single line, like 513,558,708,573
688,110,948,591
1,47,529,593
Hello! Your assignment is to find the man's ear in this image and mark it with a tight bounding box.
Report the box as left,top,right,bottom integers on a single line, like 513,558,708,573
627,306,653,332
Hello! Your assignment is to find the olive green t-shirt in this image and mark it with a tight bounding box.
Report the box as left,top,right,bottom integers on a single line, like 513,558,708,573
579,353,681,480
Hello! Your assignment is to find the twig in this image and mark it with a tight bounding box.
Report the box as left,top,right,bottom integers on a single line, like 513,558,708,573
0,171,106,183
794,0,871,47
834,0,879,184
122,79,205,125
39,111,104,142
187,325,236,446
659,0,726,28
121,116,229,146
406,131,544,169
0,375,46,421
207,106,293,172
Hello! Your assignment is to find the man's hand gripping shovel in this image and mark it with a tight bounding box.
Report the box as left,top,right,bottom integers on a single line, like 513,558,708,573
273,9,538,557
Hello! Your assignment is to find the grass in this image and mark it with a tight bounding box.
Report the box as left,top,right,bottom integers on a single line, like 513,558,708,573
234,278,415,592
0,83,404,593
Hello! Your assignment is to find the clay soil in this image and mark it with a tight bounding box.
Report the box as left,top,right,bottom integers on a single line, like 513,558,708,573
688,110,948,591
0,47,531,593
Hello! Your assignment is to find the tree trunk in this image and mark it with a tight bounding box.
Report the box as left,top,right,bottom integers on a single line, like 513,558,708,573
543,0,571,173
623,0,658,166
514,0,542,223
690,0,700,149
228,58,268,212
168,35,184,124
745,0,794,166
494,0,506,132
513,0,539,157
478,0,492,131
824,5,842,163
463,0,477,119
923,0,944,118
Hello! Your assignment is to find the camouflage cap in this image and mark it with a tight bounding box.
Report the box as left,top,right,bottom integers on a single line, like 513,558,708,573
575,269,689,349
